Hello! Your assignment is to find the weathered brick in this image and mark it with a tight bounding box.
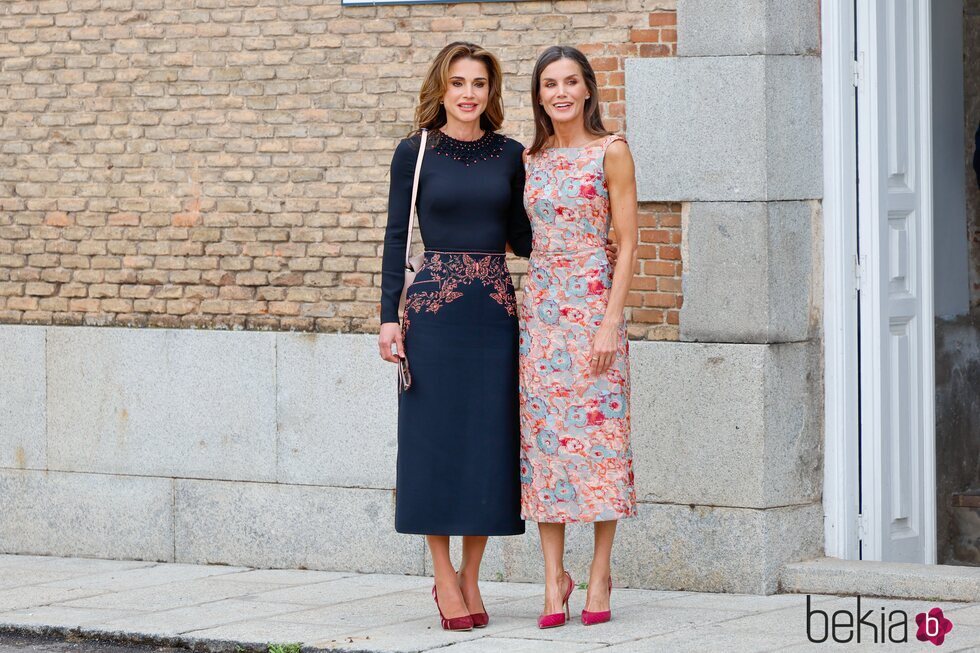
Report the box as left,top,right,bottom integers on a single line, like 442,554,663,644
0,0,680,340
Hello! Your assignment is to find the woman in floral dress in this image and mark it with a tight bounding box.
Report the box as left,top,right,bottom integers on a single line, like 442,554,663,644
519,46,638,628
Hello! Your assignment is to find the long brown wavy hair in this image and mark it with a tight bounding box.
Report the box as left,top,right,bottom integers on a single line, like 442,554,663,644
412,42,505,140
528,46,611,155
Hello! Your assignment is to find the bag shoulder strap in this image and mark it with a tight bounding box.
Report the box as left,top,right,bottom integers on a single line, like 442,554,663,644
405,128,427,269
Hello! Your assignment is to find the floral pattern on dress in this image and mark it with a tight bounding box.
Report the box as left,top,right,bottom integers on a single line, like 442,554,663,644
519,135,636,523
402,251,516,338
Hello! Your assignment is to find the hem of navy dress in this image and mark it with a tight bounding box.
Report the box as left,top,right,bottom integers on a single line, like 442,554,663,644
395,525,526,536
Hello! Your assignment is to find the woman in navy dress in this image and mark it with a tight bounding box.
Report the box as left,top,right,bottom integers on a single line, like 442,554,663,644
377,42,531,632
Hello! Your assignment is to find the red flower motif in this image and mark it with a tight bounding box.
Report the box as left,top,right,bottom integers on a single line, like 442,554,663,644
587,278,607,295
606,369,626,385
560,307,585,322
547,382,571,399
561,438,585,453
586,409,606,426
580,184,597,199
915,607,953,645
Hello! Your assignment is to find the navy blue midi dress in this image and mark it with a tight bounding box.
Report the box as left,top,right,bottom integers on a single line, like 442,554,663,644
380,129,532,536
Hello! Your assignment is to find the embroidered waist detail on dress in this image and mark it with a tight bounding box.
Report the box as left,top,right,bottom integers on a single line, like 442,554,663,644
416,251,513,283
402,251,518,328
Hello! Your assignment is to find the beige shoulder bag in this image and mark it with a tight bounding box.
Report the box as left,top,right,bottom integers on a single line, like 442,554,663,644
397,128,427,318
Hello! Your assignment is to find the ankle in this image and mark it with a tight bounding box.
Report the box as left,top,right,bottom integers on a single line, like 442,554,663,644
546,561,566,574
545,566,567,583
589,564,610,582
458,566,479,583
435,570,460,588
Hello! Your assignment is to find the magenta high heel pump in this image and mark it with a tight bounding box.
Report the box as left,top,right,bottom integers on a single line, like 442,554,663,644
537,570,574,629
581,576,613,626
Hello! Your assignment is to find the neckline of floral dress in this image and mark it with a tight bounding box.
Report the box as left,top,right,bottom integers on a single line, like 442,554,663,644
540,135,613,153
431,129,505,166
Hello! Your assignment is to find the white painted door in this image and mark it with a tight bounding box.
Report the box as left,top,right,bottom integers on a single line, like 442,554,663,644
855,0,936,563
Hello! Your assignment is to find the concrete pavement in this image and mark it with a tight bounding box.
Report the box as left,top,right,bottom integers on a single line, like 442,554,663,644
1,554,979,652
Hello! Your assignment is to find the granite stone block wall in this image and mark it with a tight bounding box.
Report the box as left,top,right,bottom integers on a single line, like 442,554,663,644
0,325,822,594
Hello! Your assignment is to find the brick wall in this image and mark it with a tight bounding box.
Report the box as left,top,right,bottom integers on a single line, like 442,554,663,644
0,0,680,339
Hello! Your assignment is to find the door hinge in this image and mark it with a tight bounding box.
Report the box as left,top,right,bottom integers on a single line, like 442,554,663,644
852,51,864,88
857,513,868,540
853,254,865,291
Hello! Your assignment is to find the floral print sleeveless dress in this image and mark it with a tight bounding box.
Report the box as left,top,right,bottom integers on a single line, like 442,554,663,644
519,134,637,523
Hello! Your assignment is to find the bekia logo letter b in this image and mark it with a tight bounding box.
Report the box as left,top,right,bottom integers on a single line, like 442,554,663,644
915,607,953,646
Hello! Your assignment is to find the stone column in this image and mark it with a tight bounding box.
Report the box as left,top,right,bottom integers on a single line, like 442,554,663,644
622,0,824,593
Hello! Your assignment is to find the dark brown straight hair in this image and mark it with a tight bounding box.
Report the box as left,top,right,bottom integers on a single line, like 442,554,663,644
528,45,611,155
412,42,504,141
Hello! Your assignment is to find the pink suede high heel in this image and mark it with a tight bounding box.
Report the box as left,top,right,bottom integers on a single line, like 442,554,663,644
581,576,613,626
432,585,474,631
537,570,574,629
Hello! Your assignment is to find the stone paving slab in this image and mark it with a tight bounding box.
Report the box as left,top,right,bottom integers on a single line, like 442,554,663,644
56,576,290,613
0,606,137,629
1,555,979,652
38,563,250,592
0,557,151,575
0,587,110,614
92,599,310,638
212,569,353,587
0,569,104,591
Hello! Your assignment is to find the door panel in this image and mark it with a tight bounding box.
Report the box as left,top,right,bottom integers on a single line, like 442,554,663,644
856,0,936,563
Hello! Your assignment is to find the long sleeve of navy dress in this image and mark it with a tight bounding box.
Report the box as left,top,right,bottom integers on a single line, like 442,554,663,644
380,130,532,324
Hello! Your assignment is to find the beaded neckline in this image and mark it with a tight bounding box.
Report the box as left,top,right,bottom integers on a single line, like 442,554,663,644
431,129,506,166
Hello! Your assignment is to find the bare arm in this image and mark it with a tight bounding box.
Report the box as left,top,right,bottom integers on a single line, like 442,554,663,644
590,139,638,377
